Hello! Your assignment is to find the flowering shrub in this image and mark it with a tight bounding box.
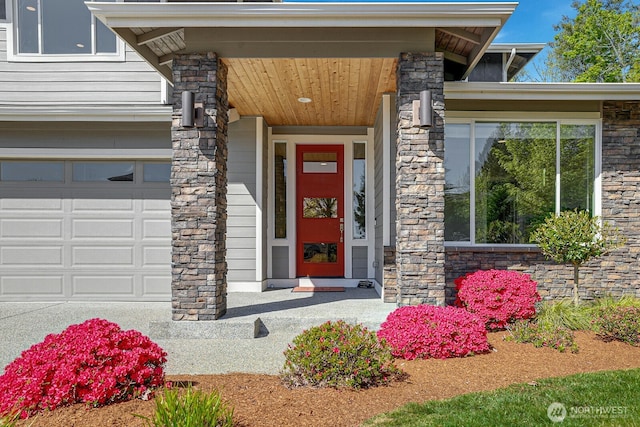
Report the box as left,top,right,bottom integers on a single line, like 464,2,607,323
593,306,640,346
0,318,167,418
455,269,541,330
506,320,578,353
377,305,490,360
281,320,403,389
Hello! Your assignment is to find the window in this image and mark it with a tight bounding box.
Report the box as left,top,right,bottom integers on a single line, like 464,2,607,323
302,152,337,173
143,163,171,182
0,0,6,20
274,142,287,239
445,121,597,245
16,0,117,55
0,161,63,181
73,162,134,182
353,142,366,239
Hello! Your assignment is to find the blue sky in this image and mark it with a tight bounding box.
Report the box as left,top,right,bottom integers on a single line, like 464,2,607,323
287,0,579,77
288,0,577,45
497,0,575,44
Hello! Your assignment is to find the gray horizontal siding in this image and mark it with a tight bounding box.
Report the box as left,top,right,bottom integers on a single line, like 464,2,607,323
227,118,258,283
0,122,170,149
0,29,6,62
0,27,162,105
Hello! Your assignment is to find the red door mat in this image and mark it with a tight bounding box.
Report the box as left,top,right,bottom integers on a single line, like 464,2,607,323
292,287,345,292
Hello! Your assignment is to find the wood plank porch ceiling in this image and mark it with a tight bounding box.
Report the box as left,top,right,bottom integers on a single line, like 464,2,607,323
224,58,398,127
129,26,482,126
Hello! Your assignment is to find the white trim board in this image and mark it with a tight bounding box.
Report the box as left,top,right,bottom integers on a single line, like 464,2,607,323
0,105,172,122
446,82,640,100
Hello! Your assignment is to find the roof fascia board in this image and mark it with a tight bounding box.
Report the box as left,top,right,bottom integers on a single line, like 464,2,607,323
88,2,516,28
0,105,172,122
445,82,640,100
487,43,547,53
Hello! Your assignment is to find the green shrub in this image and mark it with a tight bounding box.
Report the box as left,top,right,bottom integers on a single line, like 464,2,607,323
530,210,624,305
506,320,578,353
589,295,640,311
535,299,592,331
593,306,640,346
281,320,404,389
136,386,234,427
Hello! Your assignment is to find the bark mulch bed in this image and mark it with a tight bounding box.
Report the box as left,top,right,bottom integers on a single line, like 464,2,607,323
15,331,640,427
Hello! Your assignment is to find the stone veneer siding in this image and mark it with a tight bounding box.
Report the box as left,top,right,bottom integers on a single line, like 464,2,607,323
170,53,229,320
394,52,446,305
383,246,397,303
445,101,640,305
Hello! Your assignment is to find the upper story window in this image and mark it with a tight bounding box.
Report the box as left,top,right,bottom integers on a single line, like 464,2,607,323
0,1,7,21
16,0,117,55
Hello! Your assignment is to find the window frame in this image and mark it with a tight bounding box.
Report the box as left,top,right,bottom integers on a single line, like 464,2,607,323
0,0,8,22
7,0,126,62
444,115,602,248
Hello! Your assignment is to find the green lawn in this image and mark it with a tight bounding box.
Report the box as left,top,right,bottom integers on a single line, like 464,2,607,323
363,368,640,427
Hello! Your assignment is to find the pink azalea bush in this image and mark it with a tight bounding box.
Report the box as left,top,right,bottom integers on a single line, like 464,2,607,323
455,269,541,330
377,305,490,360
0,318,167,418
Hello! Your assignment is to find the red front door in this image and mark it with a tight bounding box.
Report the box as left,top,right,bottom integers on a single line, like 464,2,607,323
296,145,344,277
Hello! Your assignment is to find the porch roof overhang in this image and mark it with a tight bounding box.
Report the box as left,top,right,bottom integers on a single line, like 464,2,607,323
88,1,517,127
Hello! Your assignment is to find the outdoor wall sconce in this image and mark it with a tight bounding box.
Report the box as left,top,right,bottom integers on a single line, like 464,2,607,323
412,89,433,128
181,91,204,128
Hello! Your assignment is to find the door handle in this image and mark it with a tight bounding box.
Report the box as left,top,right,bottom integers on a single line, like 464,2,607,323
339,222,344,242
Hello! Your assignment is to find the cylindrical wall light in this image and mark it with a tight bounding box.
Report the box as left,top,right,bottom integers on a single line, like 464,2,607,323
182,91,194,127
419,89,433,128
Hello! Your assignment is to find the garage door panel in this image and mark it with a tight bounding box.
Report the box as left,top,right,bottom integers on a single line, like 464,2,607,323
2,219,63,238
2,246,63,265
1,197,63,210
72,219,134,239
143,219,171,239
143,246,171,265
72,247,133,266
143,198,170,212
143,276,170,295
72,198,134,211
73,276,134,295
1,276,64,295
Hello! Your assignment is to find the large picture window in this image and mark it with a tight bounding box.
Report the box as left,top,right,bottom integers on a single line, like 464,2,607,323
17,0,116,55
445,121,597,245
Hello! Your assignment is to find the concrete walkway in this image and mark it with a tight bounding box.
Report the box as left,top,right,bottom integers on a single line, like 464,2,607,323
0,288,396,375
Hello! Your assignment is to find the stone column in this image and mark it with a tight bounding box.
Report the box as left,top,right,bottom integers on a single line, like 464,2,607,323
395,52,446,306
171,52,229,320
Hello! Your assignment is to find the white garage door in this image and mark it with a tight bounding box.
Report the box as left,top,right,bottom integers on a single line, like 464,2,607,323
0,160,171,301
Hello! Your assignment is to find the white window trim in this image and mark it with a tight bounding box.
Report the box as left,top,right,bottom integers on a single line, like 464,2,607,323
445,115,602,248
6,0,126,62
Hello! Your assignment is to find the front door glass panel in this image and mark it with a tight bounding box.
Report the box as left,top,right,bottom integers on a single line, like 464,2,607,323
303,197,338,218
303,243,338,263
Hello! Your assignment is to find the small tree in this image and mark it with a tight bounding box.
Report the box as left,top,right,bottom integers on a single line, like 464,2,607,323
530,210,625,305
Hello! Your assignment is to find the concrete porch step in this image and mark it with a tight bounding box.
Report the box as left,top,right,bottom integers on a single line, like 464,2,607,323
150,316,387,340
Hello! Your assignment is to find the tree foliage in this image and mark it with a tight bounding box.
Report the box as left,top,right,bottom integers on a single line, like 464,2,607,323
546,0,640,82
530,210,625,305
